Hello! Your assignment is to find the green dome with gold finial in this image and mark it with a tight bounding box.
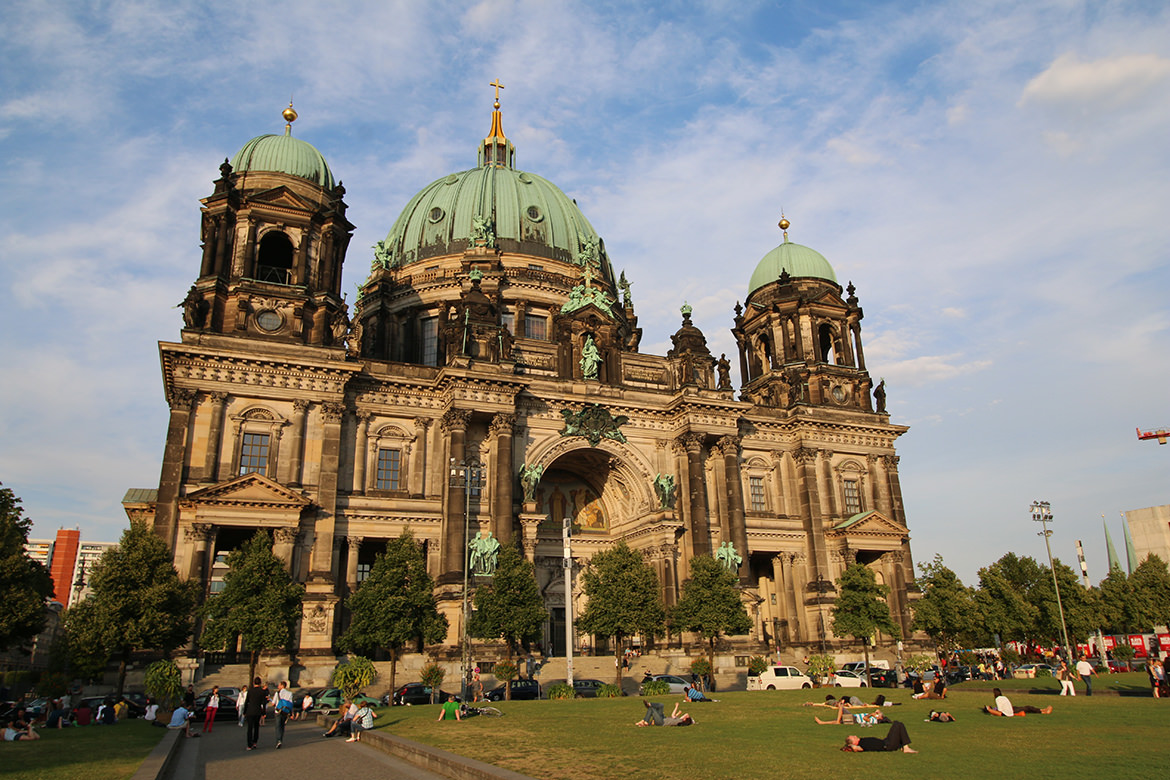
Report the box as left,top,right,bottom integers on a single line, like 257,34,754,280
747,216,837,296
229,103,336,189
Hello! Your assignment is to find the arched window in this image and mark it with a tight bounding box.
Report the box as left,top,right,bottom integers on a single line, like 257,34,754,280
256,231,294,284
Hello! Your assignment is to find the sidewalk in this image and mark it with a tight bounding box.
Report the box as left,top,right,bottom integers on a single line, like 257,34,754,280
164,718,450,780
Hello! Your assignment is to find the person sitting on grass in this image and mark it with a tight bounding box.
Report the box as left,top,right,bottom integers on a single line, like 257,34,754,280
437,695,461,722
167,704,199,738
635,700,694,727
926,677,948,699
682,684,716,703
322,700,354,737
814,698,888,726
841,721,916,753
983,688,1053,717
3,718,41,741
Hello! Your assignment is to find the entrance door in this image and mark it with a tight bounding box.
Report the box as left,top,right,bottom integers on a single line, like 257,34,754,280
549,607,565,656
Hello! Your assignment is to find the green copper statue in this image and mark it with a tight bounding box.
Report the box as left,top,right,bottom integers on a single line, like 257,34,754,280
519,463,543,503
653,473,676,510
580,335,601,380
715,541,742,573
469,531,501,576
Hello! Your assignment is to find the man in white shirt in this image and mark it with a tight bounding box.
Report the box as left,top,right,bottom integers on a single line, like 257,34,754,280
983,688,1052,716
1075,657,1097,696
272,681,294,749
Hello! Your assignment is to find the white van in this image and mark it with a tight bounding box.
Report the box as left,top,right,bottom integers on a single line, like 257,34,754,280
746,666,813,690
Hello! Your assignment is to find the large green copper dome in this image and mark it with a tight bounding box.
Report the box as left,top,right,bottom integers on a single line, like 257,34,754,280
375,102,614,283
229,126,335,189
747,237,837,296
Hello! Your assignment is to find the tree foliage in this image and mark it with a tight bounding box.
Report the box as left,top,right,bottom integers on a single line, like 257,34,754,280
671,555,752,673
1098,554,1170,633
331,655,377,700
65,520,195,692
200,529,304,679
340,532,447,695
832,563,900,642
577,541,665,684
0,484,54,652
144,659,183,708
911,555,980,652
468,544,546,660
975,554,1041,644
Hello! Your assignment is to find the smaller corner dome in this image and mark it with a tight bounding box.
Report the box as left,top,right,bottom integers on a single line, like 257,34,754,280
229,132,336,189
747,240,837,296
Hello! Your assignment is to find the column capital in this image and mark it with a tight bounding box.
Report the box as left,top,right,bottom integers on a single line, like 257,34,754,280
184,522,213,542
440,408,472,432
678,432,705,452
717,434,741,454
792,446,818,465
490,412,516,436
273,526,298,545
168,388,197,411
320,402,345,423
293,398,310,413
347,535,363,548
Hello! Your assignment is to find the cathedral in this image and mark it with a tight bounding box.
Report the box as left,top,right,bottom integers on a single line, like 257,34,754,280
125,92,917,679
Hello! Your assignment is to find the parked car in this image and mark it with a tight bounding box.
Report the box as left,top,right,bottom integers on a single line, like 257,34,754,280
829,670,867,687
640,674,690,695
291,687,325,712
945,665,974,685
866,668,899,688
484,679,541,701
390,683,455,706
316,687,381,711
568,679,614,698
746,666,813,690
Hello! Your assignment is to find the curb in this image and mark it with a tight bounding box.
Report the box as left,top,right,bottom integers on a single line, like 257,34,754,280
132,728,182,780
317,713,538,780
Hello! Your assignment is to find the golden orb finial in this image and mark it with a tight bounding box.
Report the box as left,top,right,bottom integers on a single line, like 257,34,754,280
283,100,298,135
778,215,790,231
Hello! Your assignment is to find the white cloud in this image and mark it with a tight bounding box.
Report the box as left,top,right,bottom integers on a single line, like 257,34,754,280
1019,52,1170,111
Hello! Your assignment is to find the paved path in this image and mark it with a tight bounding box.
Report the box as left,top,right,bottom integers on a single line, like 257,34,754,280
165,718,450,780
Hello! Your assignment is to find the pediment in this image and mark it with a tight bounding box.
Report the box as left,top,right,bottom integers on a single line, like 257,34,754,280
248,186,315,211
828,510,908,539
185,473,311,508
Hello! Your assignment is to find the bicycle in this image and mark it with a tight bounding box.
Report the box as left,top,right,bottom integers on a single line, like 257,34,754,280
460,705,503,718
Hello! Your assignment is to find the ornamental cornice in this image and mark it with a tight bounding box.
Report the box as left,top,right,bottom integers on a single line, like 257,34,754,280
163,350,356,396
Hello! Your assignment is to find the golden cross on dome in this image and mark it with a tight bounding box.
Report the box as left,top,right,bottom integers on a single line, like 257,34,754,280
490,78,505,105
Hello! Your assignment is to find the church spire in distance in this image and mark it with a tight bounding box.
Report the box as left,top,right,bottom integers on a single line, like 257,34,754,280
479,78,515,168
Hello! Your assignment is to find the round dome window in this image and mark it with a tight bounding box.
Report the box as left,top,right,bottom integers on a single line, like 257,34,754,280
526,206,543,222
429,207,445,223
255,310,283,332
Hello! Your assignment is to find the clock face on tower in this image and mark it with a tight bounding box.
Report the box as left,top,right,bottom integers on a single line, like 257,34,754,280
255,309,283,332
832,385,846,403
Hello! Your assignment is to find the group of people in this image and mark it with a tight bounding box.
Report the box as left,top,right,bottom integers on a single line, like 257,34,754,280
321,697,378,742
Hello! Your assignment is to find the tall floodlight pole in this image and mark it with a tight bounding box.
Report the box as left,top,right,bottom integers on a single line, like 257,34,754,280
1032,501,1073,666
450,458,484,703
563,516,574,687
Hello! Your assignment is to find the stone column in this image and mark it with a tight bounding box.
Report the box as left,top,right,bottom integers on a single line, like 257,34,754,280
719,435,750,583
154,388,196,548
200,392,227,483
793,447,828,581
884,455,907,526
852,322,866,370
791,552,809,643
680,433,710,557
185,523,213,585
242,218,257,279
412,417,431,497
346,536,362,593
273,526,298,571
287,399,309,487
771,555,788,646
440,409,472,582
308,402,344,580
490,413,516,545
215,216,231,277
353,411,371,495
819,450,838,519
518,514,544,563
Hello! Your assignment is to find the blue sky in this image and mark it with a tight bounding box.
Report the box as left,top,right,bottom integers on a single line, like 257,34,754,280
2,0,1168,586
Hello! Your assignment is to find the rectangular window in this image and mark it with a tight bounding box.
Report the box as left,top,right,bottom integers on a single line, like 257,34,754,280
421,317,438,365
501,312,515,335
843,479,861,514
357,562,372,583
376,448,402,491
525,313,546,340
749,476,766,512
239,433,270,475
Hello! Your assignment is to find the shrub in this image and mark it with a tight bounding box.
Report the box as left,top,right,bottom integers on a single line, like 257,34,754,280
546,683,575,699
689,657,711,678
493,660,517,683
36,671,70,698
904,654,935,675
999,648,1021,666
420,662,446,703
144,659,183,708
641,680,670,695
747,656,769,676
332,655,377,701
806,654,836,682
596,683,622,698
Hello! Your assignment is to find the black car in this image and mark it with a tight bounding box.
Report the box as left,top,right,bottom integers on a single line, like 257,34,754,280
569,679,612,698
865,668,899,688
391,682,456,706
484,679,541,701
192,687,241,721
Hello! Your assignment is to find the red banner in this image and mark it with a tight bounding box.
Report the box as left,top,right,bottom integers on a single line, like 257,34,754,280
1103,635,1116,650
1127,634,1147,657
1157,634,1170,652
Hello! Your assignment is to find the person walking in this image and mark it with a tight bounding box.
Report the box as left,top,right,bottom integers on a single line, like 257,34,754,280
272,681,293,748
1076,656,1098,696
1057,661,1076,696
243,677,266,750
203,686,220,732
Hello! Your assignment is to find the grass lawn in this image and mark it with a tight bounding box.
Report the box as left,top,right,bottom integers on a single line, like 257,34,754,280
370,679,1169,780
1,719,165,780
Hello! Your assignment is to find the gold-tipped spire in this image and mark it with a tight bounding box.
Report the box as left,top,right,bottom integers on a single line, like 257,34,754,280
487,78,506,139
283,99,298,135
480,79,514,168
778,213,790,242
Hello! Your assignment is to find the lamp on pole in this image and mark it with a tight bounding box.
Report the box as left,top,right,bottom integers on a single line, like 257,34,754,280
1031,500,1073,666
563,516,574,688
450,458,484,703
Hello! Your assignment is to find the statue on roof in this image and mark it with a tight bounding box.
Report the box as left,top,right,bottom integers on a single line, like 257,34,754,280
580,335,601,380
618,271,632,308
653,473,676,510
472,215,496,248
873,379,886,413
715,541,742,573
717,354,732,390
519,463,544,503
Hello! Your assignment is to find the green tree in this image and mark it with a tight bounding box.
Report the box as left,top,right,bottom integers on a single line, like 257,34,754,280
1127,555,1170,629
331,655,377,700
975,554,1042,643
200,530,304,680
911,555,980,653
340,532,447,695
831,563,900,685
670,555,752,679
144,659,183,709
467,544,546,700
1031,559,1100,646
0,484,54,652
65,520,195,692
1098,564,1133,633
577,541,665,686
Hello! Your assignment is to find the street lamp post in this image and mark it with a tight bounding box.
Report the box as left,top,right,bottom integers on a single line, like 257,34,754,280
1031,500,1073,666
450,458,484,703
563,516,574,688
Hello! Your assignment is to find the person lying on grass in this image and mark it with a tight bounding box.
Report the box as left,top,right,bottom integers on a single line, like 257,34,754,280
814,698,889,725
803,694,871,708
841,721,916,753
635,700,694,726
983,688,1052,717
928,710,956,722
682,684,717,702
